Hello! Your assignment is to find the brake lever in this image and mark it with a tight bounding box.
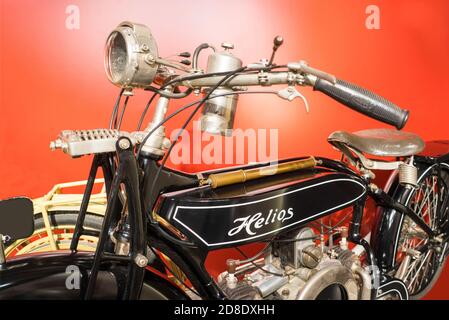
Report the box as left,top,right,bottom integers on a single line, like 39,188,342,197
277,86,310,113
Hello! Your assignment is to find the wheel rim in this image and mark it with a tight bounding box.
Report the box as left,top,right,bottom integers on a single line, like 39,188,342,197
396,174,447,296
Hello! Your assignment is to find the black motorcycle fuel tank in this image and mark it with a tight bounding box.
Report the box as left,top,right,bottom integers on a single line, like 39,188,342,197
155,166,366,249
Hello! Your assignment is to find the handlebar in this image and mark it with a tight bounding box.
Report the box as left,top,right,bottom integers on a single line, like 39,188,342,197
313,78,409,130
104,23,410,129
178,68,410,129
180,71,294,87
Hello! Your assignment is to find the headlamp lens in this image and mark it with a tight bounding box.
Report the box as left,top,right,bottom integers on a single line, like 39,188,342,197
105,31,128,84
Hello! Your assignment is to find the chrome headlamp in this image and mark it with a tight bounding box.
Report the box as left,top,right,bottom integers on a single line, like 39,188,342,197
104,21,159,89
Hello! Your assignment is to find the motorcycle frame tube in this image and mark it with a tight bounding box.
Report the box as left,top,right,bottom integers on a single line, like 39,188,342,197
140,156,444,299
139,156,225,299
69,155,416,299
68,148,444,299
139,156,374,299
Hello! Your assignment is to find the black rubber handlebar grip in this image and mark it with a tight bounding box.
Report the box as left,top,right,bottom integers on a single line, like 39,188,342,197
313,78,409,130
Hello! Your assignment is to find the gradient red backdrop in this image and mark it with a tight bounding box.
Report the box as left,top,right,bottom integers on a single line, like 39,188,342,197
1,0,449,298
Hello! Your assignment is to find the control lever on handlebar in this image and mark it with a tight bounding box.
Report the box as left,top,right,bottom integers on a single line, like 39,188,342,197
288,61,337,85
268,35,284,66
277,86,310,112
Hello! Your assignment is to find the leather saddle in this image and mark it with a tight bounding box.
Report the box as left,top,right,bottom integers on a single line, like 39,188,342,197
328,128,425,159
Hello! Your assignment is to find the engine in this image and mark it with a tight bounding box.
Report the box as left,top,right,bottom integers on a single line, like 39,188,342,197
217,227,373,300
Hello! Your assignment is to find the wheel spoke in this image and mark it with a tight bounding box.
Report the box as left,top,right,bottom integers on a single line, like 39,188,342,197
407,250,431,291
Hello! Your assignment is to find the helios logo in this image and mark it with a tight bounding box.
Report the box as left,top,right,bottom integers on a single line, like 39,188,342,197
228,208,294,237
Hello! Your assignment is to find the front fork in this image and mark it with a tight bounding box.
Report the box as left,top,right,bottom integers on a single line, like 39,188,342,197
71,137,147,300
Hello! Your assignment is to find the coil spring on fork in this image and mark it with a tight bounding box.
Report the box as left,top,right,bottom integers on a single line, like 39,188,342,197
399,157,418,188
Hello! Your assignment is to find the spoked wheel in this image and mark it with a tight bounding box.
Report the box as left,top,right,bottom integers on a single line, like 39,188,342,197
394,169,449,299
5,211,102,257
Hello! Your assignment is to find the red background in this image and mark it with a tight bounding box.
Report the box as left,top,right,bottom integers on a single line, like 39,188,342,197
1,0,449,298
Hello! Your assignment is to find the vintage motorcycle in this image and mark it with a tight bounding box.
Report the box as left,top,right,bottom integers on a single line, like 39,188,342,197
1,21,448,300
